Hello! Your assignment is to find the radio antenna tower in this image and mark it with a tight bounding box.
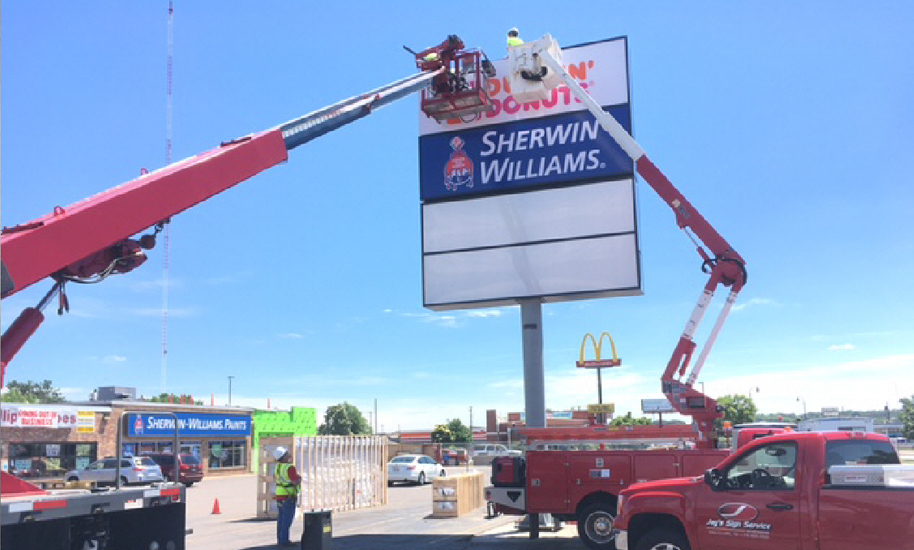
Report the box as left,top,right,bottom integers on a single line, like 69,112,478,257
161,0,174,393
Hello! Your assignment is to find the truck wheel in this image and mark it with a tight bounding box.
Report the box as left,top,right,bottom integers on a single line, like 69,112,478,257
635,529,691,550
67,476,79,482
578,502,617,549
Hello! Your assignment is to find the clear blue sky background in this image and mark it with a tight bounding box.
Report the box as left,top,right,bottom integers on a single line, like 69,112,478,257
3,2,912,431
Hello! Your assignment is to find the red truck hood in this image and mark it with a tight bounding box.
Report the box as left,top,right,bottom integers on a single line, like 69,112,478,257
621,475,701,496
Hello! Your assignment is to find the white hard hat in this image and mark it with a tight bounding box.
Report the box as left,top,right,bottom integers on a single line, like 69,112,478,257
273,447,288,461
508,27,519,35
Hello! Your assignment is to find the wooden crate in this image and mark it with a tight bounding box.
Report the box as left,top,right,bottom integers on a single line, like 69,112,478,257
431,471,484,518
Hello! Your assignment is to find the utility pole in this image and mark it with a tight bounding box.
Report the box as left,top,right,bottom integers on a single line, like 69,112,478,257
469,406,473,440
228,376,234,406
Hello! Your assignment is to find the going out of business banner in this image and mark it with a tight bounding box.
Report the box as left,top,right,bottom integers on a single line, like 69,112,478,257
1,404,82,429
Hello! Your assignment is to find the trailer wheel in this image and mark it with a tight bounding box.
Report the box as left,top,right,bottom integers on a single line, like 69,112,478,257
578,502,616,549
634,528,691,550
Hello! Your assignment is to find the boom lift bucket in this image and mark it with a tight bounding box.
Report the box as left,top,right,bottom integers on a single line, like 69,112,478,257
507,34,564,103
415,35,496,122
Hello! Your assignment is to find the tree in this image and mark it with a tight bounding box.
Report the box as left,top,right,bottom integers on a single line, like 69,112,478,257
610,412,652,426
318,402,371,435
431,419,472,443
900,395,914,440
716,394,757,430
148,393,202,405
431,424,454,443
2,380,65,403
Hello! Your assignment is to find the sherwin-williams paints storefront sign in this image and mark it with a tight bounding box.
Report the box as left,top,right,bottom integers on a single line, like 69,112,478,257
128,413,251,437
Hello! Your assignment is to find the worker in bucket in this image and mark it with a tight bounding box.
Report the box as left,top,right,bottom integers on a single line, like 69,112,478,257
507,27,523,47
273,447,302,547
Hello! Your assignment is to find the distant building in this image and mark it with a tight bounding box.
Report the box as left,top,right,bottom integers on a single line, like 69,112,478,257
798,417,874,433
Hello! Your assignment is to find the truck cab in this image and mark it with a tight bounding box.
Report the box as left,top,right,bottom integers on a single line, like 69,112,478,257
614,432,912,550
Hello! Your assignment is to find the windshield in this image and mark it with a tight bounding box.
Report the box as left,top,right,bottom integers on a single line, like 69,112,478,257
182,455,201,465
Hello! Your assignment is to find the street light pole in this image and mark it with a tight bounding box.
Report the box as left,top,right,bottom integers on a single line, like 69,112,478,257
228,376,234,406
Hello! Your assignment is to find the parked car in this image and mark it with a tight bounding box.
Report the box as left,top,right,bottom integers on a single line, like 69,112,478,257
471,443,522,465
387,454,446,486
144,453,205,486
441,447,469,465
65,456,164,486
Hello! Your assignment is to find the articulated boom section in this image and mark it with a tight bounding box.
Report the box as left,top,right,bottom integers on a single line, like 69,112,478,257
508,35,748,447
0,36,475,387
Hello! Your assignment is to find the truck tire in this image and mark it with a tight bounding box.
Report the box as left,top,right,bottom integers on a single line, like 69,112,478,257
635,528,691,550
578,502,617,550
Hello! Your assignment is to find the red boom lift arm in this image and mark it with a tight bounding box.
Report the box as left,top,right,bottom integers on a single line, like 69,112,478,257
513,36,748,447
0,36,485,387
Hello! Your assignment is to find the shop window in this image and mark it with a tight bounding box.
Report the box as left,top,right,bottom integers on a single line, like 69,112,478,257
209,440,246,469
7,443,97,478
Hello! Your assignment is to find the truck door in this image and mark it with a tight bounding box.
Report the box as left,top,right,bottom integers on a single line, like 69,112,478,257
693,441,801,550
525,451,569,513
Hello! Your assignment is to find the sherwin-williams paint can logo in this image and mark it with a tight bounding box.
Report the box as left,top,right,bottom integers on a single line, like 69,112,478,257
134,415,144,435
444,136,474,191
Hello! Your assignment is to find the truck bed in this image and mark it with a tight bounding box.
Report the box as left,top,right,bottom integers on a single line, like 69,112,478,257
818,486,914,549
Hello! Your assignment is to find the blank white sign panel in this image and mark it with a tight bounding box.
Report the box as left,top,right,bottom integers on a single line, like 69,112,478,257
422,180,635,253
423,234,639,309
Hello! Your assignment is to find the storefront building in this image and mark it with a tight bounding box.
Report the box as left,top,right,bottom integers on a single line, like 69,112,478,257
1,399,254,480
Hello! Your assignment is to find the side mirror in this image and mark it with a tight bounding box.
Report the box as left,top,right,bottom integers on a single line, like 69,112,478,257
705,468,723,489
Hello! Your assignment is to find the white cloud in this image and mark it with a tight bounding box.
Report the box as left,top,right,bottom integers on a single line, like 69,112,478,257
465,309,505,318
704,353,914,416
731,297,778,312
278,332,304,339
103,355,127,364
829,344,854,351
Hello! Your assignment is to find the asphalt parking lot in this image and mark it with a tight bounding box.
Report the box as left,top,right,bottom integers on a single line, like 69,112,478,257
186,467,585,550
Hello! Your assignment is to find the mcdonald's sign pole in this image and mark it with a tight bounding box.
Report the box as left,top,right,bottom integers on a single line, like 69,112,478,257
577,332,622,423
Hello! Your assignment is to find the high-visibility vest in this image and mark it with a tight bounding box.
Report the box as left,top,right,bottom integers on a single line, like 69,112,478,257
507,36,524,47
274,462,299,498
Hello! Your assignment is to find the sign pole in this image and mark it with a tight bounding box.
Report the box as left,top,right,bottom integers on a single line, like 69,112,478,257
521,299,546,429
597,367,604,424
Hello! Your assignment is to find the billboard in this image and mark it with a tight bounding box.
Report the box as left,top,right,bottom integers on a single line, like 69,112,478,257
419,37,640,310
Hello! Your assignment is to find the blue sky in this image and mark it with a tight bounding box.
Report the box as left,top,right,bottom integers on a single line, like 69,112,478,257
3,2,913,431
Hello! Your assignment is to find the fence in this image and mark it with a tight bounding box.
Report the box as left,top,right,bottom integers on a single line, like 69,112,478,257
258,436,388,518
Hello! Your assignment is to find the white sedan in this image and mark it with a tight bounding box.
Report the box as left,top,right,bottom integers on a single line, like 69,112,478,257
387,454,446,486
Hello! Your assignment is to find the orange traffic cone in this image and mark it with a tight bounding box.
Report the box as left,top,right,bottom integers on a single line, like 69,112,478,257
212,498,221,514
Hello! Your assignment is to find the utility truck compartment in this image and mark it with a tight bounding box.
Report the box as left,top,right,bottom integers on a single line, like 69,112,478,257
828,464,914,487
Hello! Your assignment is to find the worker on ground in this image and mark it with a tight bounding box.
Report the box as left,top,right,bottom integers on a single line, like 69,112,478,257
507,27,523,47
273,447,302,547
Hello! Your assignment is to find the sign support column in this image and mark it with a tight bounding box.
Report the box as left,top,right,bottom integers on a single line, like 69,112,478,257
521,299,545,429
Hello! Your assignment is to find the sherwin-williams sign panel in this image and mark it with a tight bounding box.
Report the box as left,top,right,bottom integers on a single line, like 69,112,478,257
419,37,641,310
127,413,251,437
419,106,632,201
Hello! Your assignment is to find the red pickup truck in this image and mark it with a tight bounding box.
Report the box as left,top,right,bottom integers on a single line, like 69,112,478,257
614,431,914,550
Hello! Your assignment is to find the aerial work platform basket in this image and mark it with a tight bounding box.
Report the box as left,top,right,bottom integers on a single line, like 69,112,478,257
413,35,495,122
